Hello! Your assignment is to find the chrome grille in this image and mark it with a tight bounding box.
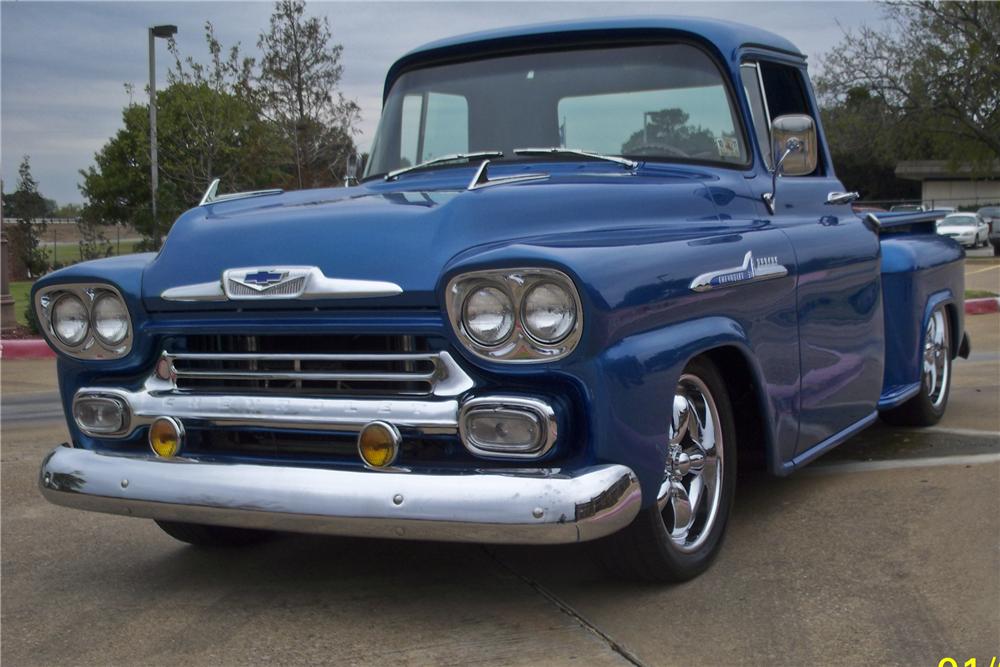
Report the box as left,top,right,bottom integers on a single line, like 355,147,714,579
226,276,306,297
163,335,471,397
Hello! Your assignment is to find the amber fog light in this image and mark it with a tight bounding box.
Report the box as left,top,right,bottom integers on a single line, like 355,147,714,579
149,417,184,458
357,421,401,468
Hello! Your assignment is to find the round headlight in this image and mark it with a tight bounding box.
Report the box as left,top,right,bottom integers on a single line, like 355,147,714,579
92,292,129,345
522,282,577,343
463,285,514,346
51,293,89,346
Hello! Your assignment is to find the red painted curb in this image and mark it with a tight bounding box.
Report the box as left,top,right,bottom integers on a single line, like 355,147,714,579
965,297,1000,315
0,338,55,359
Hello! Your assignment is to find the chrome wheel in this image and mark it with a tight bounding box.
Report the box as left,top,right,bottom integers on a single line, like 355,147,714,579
923,309,950,409
657,374,724,553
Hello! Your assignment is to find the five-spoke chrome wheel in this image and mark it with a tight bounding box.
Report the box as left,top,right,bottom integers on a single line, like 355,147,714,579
923,309,950,409
657,374,724,553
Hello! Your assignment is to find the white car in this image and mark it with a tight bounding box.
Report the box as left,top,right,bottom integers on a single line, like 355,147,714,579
936,213,990,248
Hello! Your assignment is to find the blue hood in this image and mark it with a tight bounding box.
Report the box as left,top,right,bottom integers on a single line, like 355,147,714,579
141,162,728,312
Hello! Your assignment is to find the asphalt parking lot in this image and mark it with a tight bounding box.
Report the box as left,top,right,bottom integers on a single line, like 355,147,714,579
2,263,998,667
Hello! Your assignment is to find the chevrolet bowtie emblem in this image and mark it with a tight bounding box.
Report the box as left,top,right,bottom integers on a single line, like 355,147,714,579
241,270,286,286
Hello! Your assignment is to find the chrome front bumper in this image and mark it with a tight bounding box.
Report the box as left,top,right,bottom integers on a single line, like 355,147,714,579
39,446,641,544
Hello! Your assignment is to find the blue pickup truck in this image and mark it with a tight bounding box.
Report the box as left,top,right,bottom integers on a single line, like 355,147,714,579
34,17,969,581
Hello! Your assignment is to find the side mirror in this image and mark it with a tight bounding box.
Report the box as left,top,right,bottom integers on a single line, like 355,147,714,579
762,114,818,214
344,153,359,187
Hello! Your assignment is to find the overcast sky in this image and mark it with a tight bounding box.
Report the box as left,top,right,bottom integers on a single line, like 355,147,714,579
0,1,887,204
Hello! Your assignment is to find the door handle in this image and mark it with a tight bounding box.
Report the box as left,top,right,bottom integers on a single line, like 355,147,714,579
826,191,860,205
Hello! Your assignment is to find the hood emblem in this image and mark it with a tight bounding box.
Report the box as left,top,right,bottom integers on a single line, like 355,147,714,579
690,251,788,293
162,266,403,302
225,267,309,298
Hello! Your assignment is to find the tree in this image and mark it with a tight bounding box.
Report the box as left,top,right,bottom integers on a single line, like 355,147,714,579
5,156,50,277
816,1,1000,169
256,0,359,189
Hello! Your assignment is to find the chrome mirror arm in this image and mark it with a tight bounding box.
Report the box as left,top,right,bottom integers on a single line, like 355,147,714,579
762,137,803,215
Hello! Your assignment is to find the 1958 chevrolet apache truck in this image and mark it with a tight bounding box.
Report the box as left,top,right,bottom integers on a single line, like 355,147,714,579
34,17,970,581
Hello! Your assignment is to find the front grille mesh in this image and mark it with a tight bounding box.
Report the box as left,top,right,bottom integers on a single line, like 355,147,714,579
167,334,440,396
226,276,306,297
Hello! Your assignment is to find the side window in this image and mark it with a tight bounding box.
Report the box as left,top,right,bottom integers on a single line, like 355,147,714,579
749,61,820,176
740,64,772,170
398,92,469,168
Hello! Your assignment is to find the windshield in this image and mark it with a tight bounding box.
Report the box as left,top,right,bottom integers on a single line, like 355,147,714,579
941,215,977,227
365,43,747,177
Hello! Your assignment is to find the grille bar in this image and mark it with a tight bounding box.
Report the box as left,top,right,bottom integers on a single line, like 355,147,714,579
161,346,473,398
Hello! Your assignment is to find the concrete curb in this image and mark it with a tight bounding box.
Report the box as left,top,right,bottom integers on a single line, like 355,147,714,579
0,339,55,359
965,297,1000,315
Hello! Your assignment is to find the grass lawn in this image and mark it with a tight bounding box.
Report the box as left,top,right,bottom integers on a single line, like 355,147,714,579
9,280,33,327
966,289,999,299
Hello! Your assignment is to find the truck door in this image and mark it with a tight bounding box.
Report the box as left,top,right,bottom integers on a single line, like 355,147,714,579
741,59,884,459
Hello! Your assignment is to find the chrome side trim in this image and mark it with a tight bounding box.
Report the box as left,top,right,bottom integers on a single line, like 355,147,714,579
689,251,788,293
74,385,462,437
40,446,641,544
161,266,403,302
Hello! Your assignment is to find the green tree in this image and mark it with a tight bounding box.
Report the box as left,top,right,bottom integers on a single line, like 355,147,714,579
256,0,359,189
817,1,1000,169
5,156,50,277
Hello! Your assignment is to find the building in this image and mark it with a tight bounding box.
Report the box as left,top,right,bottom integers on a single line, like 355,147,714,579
895,160,1000,209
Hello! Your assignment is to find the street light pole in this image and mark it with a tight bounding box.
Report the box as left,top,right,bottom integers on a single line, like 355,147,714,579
148,24,177,247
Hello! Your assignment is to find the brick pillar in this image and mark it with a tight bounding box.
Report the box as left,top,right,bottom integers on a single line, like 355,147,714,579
1,232,16,331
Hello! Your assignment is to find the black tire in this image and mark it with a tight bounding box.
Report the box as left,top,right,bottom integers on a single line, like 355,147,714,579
155,520,272,548
598,356,737,582
880,306,952,427
993,242,1000,257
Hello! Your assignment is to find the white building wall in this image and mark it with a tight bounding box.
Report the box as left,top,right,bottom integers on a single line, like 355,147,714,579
922,180,1000,208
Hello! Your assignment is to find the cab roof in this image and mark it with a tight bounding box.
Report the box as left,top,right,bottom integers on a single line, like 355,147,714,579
385,16,804,99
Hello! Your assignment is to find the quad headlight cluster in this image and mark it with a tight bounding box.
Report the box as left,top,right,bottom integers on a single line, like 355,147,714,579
446,268,583,362
34,284,133,359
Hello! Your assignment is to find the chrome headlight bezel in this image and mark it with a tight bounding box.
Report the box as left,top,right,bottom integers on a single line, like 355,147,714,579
446,268,583,363
34,284,133,359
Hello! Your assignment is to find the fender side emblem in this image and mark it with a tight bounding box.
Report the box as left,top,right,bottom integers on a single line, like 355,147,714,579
690,251,788,293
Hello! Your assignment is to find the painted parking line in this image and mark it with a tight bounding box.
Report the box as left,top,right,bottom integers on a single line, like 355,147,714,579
966,264,1000,276
806,452,1000,475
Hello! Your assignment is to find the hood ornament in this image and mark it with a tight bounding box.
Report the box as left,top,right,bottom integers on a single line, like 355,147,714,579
162,266,403,302
690,251,788,293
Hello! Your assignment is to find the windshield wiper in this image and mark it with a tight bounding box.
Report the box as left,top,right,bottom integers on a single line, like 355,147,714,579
513,147,638,170
384,151,504,181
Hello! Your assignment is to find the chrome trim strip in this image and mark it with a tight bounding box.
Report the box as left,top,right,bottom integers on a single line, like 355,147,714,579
74,385,462,436
385,150,504,181
40,447,641,544
199,177,283,206
689,250,788,293
459,396,558,459
161,266,403,302
466,159,549,190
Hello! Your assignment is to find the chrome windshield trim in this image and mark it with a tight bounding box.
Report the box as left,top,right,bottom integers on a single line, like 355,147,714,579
513,147,638,170
466,160,549,191
161,266,403,302
384,151,504,181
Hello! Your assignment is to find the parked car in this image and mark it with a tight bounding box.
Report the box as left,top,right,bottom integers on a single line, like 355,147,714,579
976,205,1000,256
936,212,990,248
33,17,970,582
